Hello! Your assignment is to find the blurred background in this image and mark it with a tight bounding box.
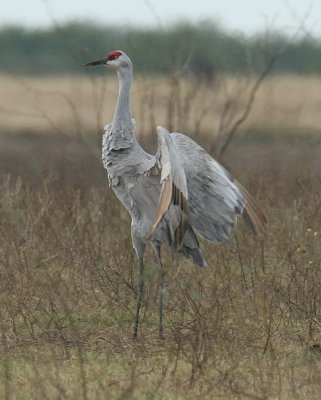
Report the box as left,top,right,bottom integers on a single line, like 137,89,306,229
1,2,321,398
1,0,321,187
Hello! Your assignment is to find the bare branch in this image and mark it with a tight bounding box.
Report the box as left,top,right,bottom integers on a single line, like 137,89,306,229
212,17,314,160
213,49,281,159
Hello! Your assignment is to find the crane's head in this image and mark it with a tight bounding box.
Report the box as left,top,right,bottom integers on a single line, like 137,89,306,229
83,50,132,71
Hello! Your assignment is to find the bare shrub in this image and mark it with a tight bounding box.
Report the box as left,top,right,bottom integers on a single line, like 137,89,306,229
0,134,320,397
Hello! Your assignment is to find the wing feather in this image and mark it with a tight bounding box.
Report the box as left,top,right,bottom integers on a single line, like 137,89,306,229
171,133,266,243
234,181,267,235
145,127,189,250
145,176,173,237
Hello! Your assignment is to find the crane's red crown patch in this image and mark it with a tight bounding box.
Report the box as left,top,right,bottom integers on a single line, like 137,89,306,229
107,50,122,61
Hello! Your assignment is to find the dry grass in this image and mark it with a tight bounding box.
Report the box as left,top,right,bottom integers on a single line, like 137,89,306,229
0,72,321,398
1,74,321,139
0,133,320,398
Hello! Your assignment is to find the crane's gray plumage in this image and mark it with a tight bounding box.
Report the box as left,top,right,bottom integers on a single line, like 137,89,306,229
84,50,266,339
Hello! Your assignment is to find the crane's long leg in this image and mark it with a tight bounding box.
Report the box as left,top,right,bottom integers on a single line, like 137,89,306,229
132,235,146,340
154,246,165,340
133,257,144,340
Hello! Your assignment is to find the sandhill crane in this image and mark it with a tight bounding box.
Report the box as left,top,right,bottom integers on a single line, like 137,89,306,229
84,50,266,339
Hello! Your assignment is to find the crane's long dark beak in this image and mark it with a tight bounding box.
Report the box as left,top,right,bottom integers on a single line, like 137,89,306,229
83,58,108,66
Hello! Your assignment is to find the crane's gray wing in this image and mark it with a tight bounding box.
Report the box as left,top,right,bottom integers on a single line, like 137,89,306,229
233,179,267,235
145,126,189,250
171,133,266,243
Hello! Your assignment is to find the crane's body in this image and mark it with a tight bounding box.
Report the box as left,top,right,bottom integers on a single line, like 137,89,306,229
85,50,266,339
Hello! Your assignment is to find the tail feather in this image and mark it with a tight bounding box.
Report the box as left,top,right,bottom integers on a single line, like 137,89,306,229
180,227,208,267
235,181,267,235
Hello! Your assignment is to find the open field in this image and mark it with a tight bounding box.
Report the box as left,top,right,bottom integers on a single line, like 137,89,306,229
1,74,321,140
0,74,321,398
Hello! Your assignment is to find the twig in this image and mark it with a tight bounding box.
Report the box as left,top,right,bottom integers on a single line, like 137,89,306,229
214,50,282,159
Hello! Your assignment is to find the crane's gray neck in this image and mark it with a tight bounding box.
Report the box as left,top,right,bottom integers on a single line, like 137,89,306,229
112,68,133,133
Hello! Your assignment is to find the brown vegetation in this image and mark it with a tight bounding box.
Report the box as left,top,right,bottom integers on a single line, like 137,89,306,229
0,74,321,399
2,74,321,139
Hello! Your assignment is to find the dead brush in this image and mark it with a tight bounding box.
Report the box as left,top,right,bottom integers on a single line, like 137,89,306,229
0,140,320,397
